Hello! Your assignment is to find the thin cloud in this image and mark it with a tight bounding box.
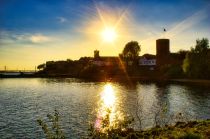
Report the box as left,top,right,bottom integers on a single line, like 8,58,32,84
29,34,51,43
166,7,209,38
0,31,53,45
57,17,67,23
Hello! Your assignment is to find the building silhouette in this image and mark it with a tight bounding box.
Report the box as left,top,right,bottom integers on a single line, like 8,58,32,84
156,39,170,66
94,50,100,59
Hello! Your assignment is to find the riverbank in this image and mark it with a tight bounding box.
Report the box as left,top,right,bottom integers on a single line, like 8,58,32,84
1,74,210,86
169,79,210,87
90,119,210,138
1,73,210,88
126,120,210,138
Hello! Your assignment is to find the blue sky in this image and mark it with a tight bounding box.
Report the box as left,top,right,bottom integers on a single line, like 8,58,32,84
0,0,210,70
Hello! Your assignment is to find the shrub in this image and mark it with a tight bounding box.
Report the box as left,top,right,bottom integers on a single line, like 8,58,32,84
37,110,65,139
178,132,201,139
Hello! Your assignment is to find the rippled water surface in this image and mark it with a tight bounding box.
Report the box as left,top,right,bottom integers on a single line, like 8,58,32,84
0,78,210,138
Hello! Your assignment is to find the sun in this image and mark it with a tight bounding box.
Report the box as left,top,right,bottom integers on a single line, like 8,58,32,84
101,27,117,42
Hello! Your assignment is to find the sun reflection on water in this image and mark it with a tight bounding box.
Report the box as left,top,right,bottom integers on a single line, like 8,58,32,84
95,83,124,133
101,84,116,107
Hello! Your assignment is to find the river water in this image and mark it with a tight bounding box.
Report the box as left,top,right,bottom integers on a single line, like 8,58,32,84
0,78,209,138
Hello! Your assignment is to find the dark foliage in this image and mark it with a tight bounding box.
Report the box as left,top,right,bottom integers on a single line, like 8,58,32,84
183,38,210,79
37,110,65,139
122,41,141,61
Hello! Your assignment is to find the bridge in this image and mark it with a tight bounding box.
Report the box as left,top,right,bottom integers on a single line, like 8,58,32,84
0,70,36,76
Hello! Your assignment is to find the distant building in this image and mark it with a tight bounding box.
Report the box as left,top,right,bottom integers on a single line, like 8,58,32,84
156,39,170,66
139,58,156,66
156,39,170,57
139,38,186,69
137,39,170,67
138,54,156,70
156,38,188,68
91,38,186,70
92,50,120,67
94,50,100,59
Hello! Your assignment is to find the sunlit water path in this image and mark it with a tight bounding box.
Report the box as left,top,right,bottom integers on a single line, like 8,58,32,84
0,78,210,138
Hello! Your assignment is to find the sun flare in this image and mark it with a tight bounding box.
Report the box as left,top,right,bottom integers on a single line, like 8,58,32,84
101,27,117,42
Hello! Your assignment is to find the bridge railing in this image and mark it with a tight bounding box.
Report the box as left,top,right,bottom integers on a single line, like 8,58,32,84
0,70,36,73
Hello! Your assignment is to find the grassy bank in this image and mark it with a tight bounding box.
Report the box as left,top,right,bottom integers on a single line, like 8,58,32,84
38,110,210,138
126,120,210,139
89,120,210,139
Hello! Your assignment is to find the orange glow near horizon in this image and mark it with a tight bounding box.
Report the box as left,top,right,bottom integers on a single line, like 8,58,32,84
2,1,206,70
0,3,138,70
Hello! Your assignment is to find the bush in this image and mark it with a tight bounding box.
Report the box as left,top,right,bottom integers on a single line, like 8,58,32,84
178,132,201,139
166,65,184,78
182,38,210,79
37,110,65,139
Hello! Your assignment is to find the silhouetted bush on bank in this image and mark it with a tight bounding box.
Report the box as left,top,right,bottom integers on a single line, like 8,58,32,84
37,110,65,139
37,108,210,139
162,65,184,78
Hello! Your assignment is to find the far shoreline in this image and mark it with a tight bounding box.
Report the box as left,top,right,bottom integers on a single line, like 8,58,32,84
1,74,210,87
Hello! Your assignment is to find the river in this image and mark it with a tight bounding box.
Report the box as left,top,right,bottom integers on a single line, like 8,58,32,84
0,78,209,138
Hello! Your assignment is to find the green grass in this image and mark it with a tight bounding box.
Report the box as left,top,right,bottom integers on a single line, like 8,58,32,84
89,120,210,138
128,120,210,139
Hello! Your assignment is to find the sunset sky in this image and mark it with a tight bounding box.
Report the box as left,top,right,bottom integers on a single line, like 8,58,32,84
0,0,210,70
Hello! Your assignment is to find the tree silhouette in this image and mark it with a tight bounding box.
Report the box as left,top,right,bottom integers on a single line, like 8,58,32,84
122,41,141,60
183,38,210,79
37,63,46,70
194,38,209,53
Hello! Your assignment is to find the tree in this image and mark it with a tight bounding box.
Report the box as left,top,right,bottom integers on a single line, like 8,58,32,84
122,41,141,60
182,38,210,79
37,63,46,70
194,38,209,53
